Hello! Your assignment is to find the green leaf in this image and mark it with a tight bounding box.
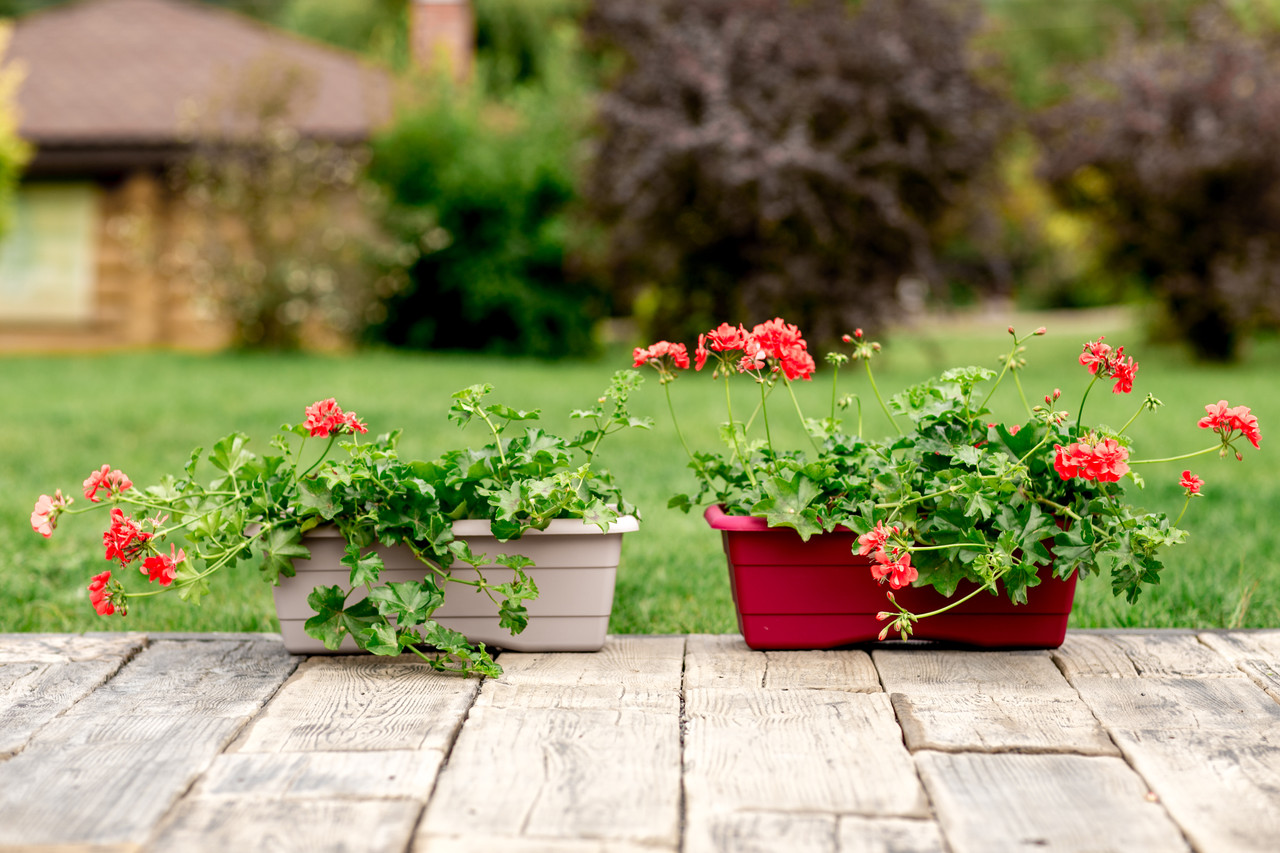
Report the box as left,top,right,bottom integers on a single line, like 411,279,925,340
209,432,255,475
303,587,380,652
360,622,403,656
752,474,823,541
259,525,311,584
297,477,342,520
342,544,384,587
367,579,444,628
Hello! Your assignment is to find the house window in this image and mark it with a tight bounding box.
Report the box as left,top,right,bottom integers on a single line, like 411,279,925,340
0,182,99,322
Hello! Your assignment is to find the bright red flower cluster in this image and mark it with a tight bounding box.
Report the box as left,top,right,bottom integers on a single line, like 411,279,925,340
88,571,120,616
30,490,71,538
1180,470,1204,496
856,521,917,589
1053,436,1131,483
632,340,691,369
686,317,816,380
1079,337,1139,394
303,399,368,438
103,508,153,567
142,544,186,587
82,465,132,503
1198,400,1261,452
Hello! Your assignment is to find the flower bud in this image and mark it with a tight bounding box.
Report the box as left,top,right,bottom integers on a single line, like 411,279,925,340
876,611,891,621
854,328,863,339
1035,327,1047,336
842,334,852,343
878,625,892,641
1008,326,1015,335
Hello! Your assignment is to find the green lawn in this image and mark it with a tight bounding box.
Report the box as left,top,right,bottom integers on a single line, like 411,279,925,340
5,314,1279,636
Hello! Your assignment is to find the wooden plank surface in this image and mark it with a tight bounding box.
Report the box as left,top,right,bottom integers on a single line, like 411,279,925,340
418,636,685,851
915,751,1190,853
1060,633,1280,852
875,649,1118,755
684,633,880,692
3,630,1280,852
0,638,297,847
228,655,480,753
0,633,145,757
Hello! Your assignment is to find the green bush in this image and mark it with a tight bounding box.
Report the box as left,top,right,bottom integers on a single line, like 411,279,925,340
583,0,1013,347
366,4,604,358
1035,9,1280,361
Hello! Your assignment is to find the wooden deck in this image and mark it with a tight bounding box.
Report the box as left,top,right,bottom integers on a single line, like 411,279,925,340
2,630,1279,852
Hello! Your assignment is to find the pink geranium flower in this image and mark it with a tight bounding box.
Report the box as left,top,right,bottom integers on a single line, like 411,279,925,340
83,465,132,502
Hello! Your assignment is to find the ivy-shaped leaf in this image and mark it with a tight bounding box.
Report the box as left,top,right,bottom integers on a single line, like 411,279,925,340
259,525,311,584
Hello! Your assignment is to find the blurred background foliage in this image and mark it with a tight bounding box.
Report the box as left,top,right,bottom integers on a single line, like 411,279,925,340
0,22,30,240
6,0,1280,358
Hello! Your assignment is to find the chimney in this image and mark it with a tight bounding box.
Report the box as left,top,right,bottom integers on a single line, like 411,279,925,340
410,0,474,83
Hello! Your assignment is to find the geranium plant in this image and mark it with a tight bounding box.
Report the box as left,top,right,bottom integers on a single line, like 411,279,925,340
33,372,648,676
635,320,1260,640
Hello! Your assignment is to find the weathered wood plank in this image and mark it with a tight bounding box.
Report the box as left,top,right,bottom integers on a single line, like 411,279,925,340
0,639,296,847
1104,632,1241,677
192,749,447,801
59,638,299,720
418,637,684,849
838,817,947,853
0,632,146,664
147,797,423,853
685,812,945,853
1051,633,1141,679
419,838,672,853
1104,727,1280,853
684,634,880,692
875,649,1117,755
915,751,1190,853
1198,630,1280,703
495,634,686,691
1071,675,1280,732
683,689,928,819
228,655,480,754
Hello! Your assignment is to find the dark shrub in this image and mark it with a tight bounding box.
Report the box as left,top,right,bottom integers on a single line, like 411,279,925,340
1035,11,1280,361
583,0,1012,345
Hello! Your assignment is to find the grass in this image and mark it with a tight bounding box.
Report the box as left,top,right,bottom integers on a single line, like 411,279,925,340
5,313,1280,637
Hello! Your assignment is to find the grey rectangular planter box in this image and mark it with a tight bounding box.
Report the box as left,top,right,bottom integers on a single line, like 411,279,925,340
273,516,639,654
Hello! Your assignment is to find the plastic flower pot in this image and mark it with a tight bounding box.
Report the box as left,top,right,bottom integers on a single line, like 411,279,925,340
274,515,639,654
705,505,1078,650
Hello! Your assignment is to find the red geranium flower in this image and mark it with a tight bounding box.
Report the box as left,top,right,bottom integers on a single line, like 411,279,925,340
82,465,132,503
141,544,186,586
1180,470,1203,496
304,399,368,438
1053,436,1130,483
88,570,119,616
102,508,153,567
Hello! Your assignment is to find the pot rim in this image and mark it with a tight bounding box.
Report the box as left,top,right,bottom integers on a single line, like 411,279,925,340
303,515,640,539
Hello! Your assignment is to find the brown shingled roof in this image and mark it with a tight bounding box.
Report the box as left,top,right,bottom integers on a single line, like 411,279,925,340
6,0,393,171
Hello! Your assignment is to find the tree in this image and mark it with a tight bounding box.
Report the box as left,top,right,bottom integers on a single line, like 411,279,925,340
584,0,1012,345
1036,9,1280,361
169,57,407,349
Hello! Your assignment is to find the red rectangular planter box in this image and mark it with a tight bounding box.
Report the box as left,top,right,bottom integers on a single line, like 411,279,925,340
705,505,1077,650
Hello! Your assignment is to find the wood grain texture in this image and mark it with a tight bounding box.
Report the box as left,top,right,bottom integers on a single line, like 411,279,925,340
1071,675,1280,732
494,635,686,691
419,837,673,853
685,812,945,853
419,637,684,849
1104,631,1241,677
0,632,146,664
684,634,880,692
192,749,447,801
875,649,1117,755
1103,727,1280,853
1198,630,1280,703
148,797,423,853
683,689,928,818
1051,632,1141,679
229,655,480,754
915,751,1190,853
0,638,296,847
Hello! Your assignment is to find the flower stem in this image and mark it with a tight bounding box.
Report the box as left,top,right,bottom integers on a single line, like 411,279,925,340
1117,400,1148,436
1130,445,1219,465
724,377,757,488
865,359,901,436
785,377,821,452
1076,373,1100,435
1013,371,1032,418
